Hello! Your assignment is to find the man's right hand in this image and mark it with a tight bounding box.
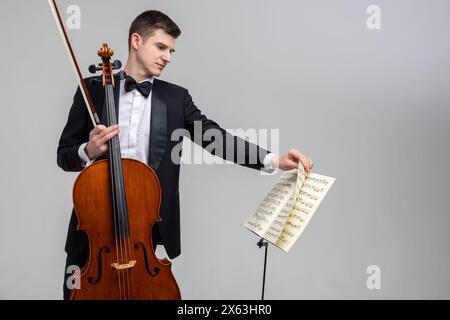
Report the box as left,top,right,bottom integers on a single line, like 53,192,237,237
85,125,120,160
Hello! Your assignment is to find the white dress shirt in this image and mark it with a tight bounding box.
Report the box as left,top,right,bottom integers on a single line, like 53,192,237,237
117,76,153,163
78,78,276,170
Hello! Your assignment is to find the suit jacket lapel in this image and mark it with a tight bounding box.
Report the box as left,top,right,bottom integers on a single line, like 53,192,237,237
148,79,167,171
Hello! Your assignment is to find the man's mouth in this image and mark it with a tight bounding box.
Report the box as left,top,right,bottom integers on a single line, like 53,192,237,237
156,63,165,70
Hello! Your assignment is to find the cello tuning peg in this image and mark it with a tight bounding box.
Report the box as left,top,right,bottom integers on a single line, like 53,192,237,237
89,64,103,74
112,60,122,70
88,64,97,74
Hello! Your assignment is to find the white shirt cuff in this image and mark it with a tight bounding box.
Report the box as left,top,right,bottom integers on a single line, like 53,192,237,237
78,143,95,167
263,153,278,169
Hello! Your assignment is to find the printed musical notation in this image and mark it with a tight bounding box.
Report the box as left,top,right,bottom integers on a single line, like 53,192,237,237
243,166,335,253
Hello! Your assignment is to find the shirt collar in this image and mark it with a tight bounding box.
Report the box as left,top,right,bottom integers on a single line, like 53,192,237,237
142,76,154,84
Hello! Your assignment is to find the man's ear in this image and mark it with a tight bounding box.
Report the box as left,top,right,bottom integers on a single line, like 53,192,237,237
130,33,142,51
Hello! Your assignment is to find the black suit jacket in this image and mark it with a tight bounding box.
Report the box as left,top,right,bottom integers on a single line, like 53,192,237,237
57,73,271,259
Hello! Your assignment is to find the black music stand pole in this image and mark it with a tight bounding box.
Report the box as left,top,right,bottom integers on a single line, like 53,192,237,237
257,238,269,300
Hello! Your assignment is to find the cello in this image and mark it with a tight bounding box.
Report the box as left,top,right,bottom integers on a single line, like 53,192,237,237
70,43,181,300
48,0,180,300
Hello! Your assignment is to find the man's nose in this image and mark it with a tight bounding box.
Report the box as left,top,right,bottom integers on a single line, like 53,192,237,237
162,52,171,63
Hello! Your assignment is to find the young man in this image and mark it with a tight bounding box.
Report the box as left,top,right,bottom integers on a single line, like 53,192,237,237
57,10,313,299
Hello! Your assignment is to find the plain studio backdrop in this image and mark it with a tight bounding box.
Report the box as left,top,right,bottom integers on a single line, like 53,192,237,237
0,0,449,299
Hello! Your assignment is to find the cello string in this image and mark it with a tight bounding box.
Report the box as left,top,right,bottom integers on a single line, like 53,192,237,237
125,204,134,300
116,158,134,299
107,87,123,299
108,84,133,299
116,72,135,297
114,133,131,299
106,84,125,299
112,152,124,300
117,149,133,299
110,81,135,299
111,87,129,299
114,87,133,299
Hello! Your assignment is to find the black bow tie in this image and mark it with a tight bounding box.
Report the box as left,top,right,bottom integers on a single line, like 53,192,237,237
124,76,152,98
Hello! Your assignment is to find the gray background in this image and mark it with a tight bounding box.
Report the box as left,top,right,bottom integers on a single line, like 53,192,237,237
0,0,449,299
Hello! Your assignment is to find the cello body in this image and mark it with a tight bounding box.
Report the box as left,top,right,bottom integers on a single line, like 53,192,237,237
71,159,181,300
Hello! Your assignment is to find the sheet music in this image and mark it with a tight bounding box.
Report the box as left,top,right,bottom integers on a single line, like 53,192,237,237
242,167,305,243
243,166,335,252
275,172,335,252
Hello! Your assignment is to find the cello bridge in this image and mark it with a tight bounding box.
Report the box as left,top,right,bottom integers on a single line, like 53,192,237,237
111,260,137,270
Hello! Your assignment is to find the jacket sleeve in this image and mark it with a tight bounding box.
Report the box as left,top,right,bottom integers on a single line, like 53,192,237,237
57,87,90,172
183,89,271,171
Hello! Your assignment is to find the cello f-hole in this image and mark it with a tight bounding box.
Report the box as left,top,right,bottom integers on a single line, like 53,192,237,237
135,242,160,276
88,246,110,285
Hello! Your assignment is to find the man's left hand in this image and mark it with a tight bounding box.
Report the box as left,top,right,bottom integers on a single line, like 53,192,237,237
272,149,313,173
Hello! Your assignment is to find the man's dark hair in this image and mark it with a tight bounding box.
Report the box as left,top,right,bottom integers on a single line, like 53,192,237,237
128,10,181,50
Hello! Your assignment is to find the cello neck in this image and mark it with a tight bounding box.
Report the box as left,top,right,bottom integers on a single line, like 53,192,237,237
97,44,131,239
105,82,131,238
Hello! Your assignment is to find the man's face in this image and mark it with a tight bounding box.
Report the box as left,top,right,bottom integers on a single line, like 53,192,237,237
133,28,176,77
